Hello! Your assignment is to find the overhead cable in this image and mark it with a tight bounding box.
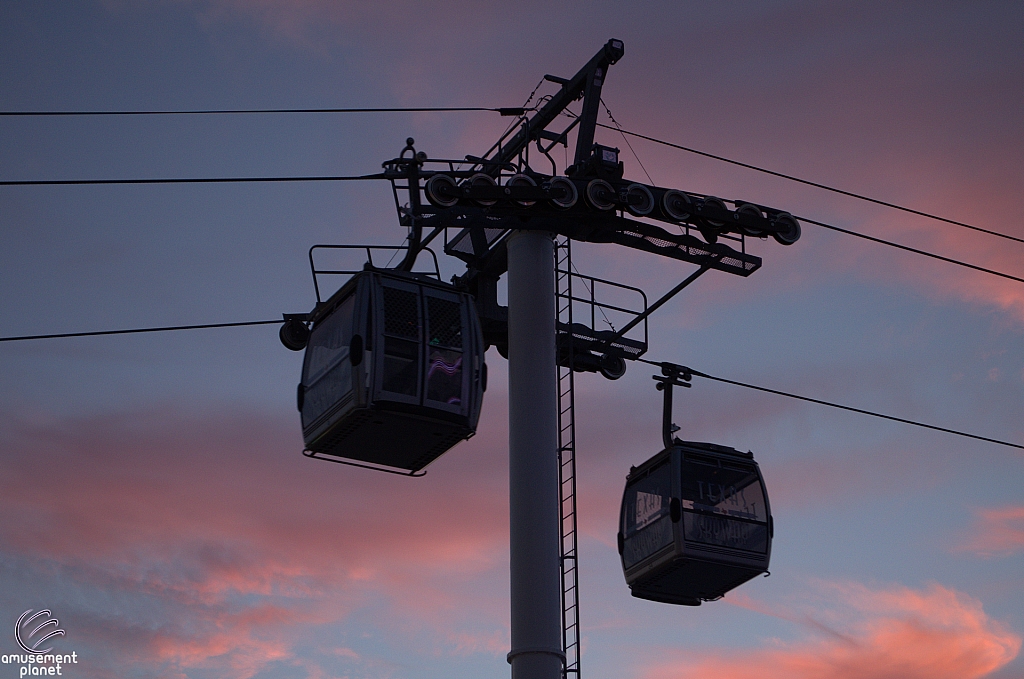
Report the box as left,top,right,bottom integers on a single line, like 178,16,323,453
0,106,529,117
638,358,1023,451
0,319,282,343
6,319,1021,451
573,107,1022,284
600,123,1024,246
798,215,1024,285
6,179,1019,284
0,173,386,187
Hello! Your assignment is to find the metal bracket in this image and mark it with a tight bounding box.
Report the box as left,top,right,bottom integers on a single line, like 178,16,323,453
307,244,440,304
653,362,693,449
302,449,428,477
596,266,708,354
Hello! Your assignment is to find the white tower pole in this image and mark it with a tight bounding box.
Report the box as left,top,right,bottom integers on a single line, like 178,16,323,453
506,229,564,679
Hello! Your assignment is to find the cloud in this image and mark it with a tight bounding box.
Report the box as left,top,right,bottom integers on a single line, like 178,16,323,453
821,210,1024,325
138,0,1024,327
955,505,1024,557
0,406,512,677
643,581,1020,679
143,605,296,678
0,407,508,573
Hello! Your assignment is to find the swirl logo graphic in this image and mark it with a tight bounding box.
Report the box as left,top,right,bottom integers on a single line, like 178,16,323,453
15,609,65,654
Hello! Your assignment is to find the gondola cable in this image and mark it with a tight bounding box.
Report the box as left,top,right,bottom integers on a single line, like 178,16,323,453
0,319,1019,452
0,319,282,342
4,141,1021,284
796,215,1024,285
0,106,531,117
549,110,1024,283
0,173,387,186
636,357,1023,451
4,184,1020,284
597,122,1024,246
4,102,1019,244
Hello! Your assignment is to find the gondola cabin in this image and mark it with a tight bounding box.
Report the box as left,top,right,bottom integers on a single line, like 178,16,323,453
619,441,772,605
298,269,485,472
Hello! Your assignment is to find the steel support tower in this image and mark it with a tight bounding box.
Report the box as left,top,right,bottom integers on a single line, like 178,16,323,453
360,37,800,679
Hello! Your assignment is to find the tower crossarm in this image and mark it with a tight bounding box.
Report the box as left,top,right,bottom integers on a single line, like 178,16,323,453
442,210,761,277
472,39,625,176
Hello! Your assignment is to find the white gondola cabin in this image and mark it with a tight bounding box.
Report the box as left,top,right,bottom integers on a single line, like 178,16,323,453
298,269,485,472
619,441,772,605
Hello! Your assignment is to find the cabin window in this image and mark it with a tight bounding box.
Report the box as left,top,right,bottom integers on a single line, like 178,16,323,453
302,295,355,426
305,295,354,385
621,461,673,568
425,296,464,405
381,287,421,396
680,456,768,553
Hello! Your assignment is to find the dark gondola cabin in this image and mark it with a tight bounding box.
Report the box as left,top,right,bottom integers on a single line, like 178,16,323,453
299,269,485,472
619,441,772,605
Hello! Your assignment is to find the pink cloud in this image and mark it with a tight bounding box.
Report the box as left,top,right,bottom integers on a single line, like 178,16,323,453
956,505,1024,557
0,409,509,575
816,209,1024,324
146,605,295,677
0,407,512,676
569,140,1024,332
643,582,1020,679
137,1,1024,325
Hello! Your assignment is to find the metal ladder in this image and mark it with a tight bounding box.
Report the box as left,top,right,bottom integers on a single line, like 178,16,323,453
555,236,581,679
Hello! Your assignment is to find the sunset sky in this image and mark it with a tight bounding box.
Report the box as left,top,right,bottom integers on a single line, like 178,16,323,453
1,2,1023,678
